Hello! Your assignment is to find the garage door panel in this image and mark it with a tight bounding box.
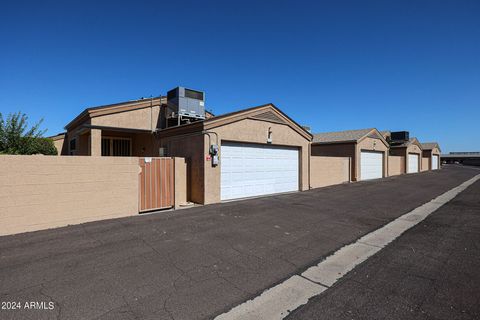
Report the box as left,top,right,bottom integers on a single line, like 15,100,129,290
432,155,439,170
221,142,299,200
360,151,383,180
408,154,419,173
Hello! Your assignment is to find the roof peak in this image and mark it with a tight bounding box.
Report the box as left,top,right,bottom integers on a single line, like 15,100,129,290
421,142,440,150
312,128,385,144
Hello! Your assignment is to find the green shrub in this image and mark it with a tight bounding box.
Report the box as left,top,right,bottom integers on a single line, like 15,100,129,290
0,112,57,155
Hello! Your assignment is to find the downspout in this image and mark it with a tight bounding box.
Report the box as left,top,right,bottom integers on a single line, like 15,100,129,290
150,96,153,133
349,157,352,182
308,142,311,189
147,96,156,157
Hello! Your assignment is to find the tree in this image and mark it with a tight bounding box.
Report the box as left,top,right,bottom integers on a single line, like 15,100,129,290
0,112,57,155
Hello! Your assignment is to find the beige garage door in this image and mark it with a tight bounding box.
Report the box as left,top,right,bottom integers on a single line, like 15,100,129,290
221,142,299,200
408,154,419,173
360,151,383,180
432,155,439,170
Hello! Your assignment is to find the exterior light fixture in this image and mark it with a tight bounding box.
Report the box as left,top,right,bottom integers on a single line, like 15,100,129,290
267,128,272,143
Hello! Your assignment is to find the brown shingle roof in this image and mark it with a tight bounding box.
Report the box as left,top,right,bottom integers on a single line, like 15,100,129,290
391,137,423,149
421,142,440,150
312,128,375,143
380,130,391,137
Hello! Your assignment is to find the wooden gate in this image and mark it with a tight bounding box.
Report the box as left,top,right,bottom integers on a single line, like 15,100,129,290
139,157,174,212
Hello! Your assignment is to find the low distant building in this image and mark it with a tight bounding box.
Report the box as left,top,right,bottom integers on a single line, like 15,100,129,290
441,152,480,166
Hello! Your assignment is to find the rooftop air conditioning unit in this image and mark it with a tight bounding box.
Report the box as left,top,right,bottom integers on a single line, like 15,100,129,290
166,87,206,120
390,131,409,142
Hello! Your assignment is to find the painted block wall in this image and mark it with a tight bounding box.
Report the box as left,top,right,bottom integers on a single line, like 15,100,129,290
0,156,140,236
310,156,350,188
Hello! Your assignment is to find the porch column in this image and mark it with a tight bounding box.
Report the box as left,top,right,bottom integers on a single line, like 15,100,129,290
90,129,102,156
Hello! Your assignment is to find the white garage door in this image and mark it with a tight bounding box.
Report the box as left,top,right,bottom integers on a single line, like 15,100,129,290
360,151,383,180
408,154,419,173
221,142,299,200
432,155,439,170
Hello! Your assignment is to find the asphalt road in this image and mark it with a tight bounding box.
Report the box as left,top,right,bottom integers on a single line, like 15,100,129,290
0,165,477,320
287,171,480,320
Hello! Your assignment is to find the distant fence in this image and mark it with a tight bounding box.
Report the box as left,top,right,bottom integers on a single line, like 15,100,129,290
310,156,350,189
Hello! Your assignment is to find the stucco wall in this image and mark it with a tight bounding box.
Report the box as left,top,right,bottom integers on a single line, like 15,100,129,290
389,147,405,157
310,156,350,188
174,157,187,208
52,136,66,155
421,157,429,171
312,137,388,182
64,121,91,155
391,144,422,173
388,155,405,176
0,156,140,236
78,133,90,156
311,143,356,181
160,134,205,204
91,105,162,131
132,133,158,157
356,137,389,180
203,118,311,204
423,148,441,170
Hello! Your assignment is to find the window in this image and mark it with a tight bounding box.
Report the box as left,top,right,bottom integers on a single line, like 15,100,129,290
159,147,168,157
101,137,131,156
101,138,110,156
69,138,76,151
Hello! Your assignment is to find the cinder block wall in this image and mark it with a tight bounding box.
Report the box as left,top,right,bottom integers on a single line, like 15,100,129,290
421,157,429,171
310,156,350,188
388,155,405,176
0,155,140,236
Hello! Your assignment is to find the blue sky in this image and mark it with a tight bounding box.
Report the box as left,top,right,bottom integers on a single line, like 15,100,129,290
1,0,479,152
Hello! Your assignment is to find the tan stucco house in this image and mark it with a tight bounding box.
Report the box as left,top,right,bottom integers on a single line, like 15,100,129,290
311,128,389,181
388,137,424,174
50,90,440,206
421,142,441,171
53,97,312,204
159,105,312,204
57,97,164,157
